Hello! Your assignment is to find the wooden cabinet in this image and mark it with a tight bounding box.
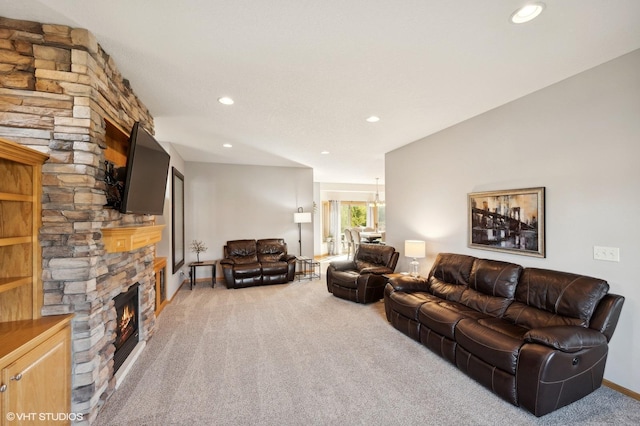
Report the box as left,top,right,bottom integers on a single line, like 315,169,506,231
154,257,168,316
0,138,73,424
0,316,72,426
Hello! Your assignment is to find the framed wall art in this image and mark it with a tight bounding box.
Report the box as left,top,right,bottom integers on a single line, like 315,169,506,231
468,187,545,257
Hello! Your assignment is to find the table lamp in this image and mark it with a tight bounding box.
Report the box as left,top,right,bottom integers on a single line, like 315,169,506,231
405,240,426,277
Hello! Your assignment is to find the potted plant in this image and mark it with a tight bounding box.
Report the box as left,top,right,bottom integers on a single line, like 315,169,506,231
190,240,208,263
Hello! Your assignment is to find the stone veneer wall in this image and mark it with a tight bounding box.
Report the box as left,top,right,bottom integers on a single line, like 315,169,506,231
1,16,158,424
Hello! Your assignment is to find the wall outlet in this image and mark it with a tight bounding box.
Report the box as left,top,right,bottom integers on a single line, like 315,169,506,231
593,246,620,262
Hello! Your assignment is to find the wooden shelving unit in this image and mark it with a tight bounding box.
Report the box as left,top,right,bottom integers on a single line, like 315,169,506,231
0,138,48,322
0,137,73,422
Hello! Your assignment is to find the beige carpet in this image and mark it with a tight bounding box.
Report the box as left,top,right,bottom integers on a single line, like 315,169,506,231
94,275,640,425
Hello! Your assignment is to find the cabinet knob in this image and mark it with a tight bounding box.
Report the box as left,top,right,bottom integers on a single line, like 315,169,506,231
11,373,22,381
0,384,6,392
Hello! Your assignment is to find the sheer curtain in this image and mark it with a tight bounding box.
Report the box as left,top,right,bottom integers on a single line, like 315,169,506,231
366,203,375,229
329,200,341,255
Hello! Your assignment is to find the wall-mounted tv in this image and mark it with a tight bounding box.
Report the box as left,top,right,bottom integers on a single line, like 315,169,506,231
119,122,170,215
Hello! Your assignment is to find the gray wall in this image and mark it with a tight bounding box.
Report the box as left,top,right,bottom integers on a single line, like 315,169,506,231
386,49,640,393
181,162,314,281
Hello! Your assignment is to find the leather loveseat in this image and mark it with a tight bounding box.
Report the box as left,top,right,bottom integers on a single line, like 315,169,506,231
384,253,624,416
326,243,399,303
220,239,296,289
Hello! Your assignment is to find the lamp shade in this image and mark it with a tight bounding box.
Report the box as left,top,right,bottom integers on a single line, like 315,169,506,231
405,240,425,258
293,212,312,223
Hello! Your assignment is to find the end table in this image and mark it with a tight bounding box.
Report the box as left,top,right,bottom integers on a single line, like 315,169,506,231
188,260,217,290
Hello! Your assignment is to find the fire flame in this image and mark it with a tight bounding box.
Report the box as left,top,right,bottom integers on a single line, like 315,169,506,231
119,304,135,334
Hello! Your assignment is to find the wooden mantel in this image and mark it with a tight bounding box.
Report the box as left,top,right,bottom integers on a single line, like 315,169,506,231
102,225,165,253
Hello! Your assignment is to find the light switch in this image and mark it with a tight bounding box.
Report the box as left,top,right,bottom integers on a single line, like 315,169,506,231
593,246,620,262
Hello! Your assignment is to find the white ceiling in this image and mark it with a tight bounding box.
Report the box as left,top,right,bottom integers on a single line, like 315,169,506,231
3,0,640,184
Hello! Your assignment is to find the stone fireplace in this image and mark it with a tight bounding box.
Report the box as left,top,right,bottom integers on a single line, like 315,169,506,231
0,16,161,424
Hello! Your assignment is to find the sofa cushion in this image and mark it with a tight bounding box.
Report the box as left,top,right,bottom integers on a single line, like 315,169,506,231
418,301,489,340
355,244,396,269
456,319,523,375
524,326,608,353
389,291,437,321
459,288,513,317
259,253,284,262
329,270,360,289
512,268,609,327
429,277,466,302
503,301,584,328
429,253,475,286
469,258,522,298
232,263,261,278
477,317,529,341
261,261,288,275
226,239,259,264
257,239,287,262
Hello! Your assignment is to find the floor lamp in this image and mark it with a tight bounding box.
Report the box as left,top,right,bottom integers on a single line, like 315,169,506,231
293,207,312,257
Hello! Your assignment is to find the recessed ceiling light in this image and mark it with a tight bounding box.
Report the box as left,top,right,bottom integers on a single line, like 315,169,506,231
223,143,232,148
218,97,234,105
321,151,330,155
510,3,545,24
366,116,380,123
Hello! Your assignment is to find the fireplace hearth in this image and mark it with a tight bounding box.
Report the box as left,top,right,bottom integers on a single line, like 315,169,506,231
113,283,140,373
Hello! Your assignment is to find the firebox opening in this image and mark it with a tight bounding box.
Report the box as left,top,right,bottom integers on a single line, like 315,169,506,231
113,283,140,373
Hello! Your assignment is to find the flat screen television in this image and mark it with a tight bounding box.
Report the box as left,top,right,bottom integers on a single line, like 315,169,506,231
119,122,170,215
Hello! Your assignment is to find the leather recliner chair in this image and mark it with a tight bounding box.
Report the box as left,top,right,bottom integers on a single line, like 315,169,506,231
326,243,399,303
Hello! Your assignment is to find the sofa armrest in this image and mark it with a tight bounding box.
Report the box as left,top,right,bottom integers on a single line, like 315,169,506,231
220,258,235,266
524,326,607,353
360,266,393,275
282,254,297,263
589,293,625,342
330,260,357,271
387,275,429,293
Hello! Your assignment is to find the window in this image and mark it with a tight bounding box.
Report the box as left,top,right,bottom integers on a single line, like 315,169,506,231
322,201,369,241
322,200,385,245
341,202,367,233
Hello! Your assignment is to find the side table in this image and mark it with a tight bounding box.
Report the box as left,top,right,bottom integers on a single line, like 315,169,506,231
188,260,217,290
296,256,321,281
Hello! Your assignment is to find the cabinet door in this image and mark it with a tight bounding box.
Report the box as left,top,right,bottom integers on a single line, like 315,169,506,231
2,327,70,426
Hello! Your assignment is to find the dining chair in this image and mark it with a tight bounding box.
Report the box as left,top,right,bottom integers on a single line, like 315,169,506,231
351,228,361,254
343,228,353,259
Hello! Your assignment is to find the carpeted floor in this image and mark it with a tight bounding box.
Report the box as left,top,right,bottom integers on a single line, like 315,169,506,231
94,274,640,425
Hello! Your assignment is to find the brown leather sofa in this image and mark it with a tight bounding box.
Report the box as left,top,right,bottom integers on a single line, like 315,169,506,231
384,253,624,417
220,239,296,288
326,243,399,303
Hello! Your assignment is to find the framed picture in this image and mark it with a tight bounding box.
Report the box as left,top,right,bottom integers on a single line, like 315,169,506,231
172,167,185,273
468,187,545,257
